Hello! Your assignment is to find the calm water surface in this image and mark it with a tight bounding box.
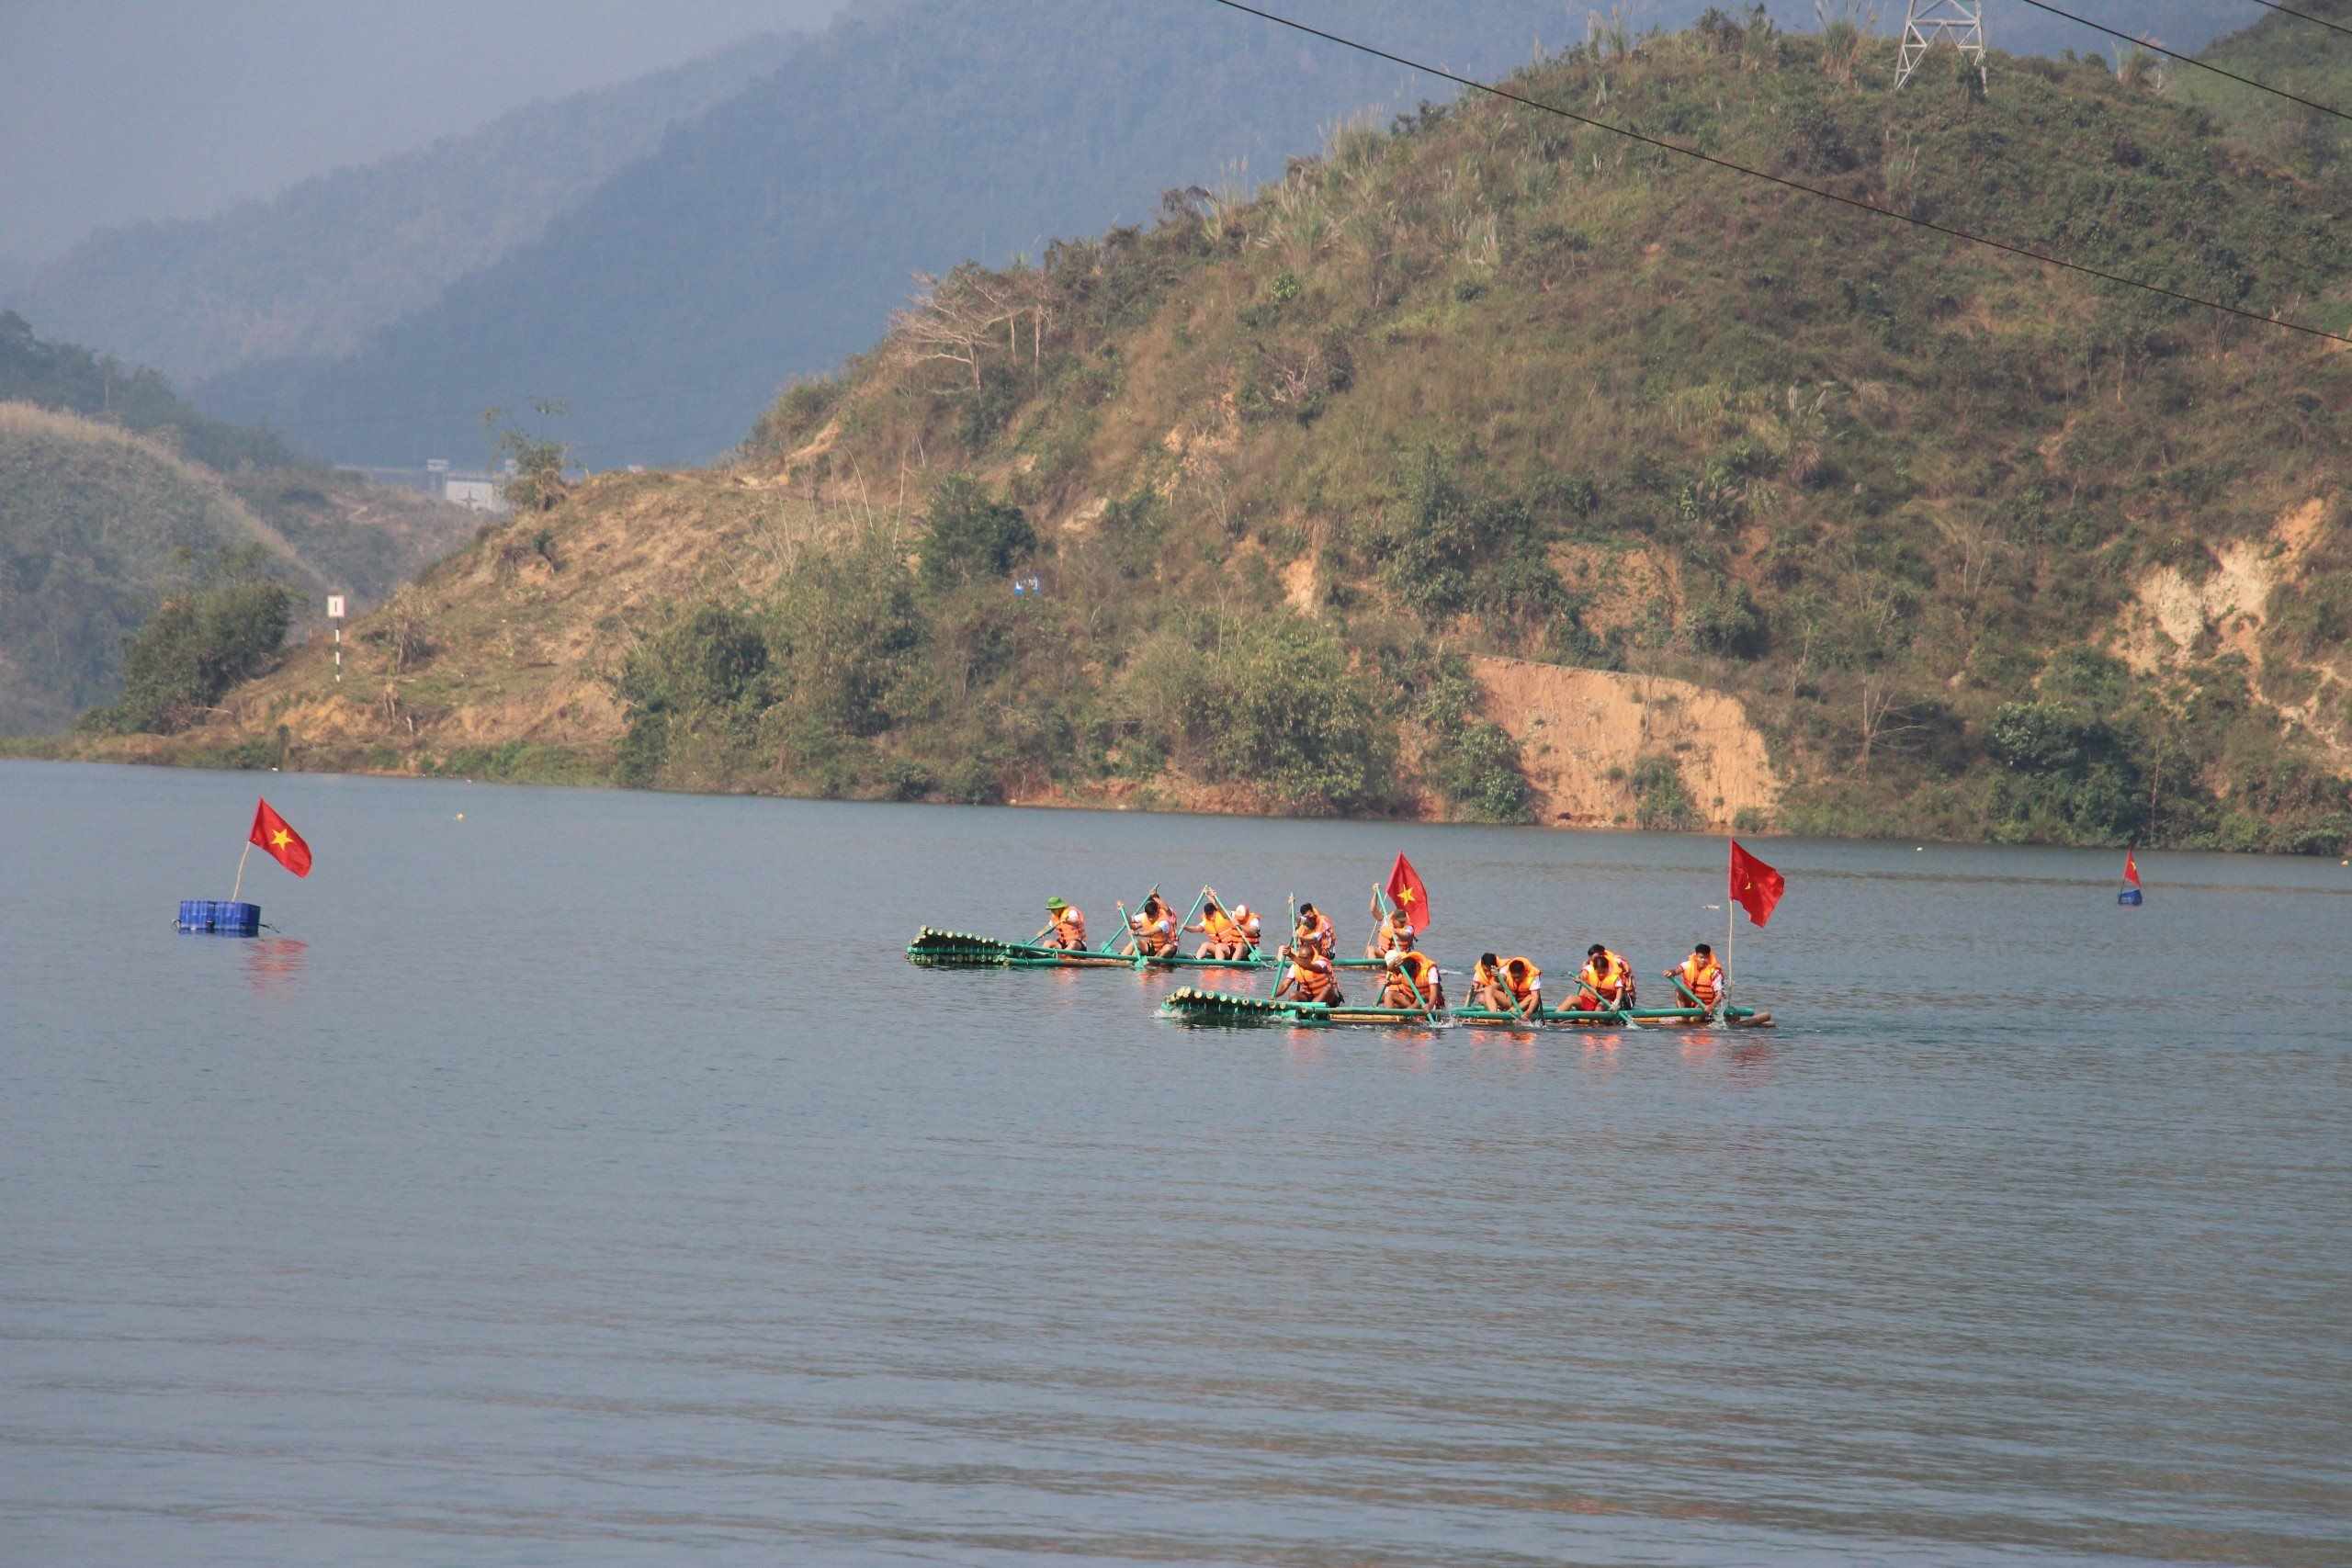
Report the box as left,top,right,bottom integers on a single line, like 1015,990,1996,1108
3,761,2349,1566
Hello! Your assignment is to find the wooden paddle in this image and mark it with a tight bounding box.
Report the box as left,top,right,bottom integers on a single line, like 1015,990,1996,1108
1166,885,1210,963
1668,971,1716,1017
1105,883,1161,954
1572,975,1631,1026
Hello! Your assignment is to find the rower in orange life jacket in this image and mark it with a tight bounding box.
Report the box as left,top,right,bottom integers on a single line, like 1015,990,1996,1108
1377,947,1444,1009
1365,892,1416,961
1471,952,1544,1019
1575,943,1636,1010
1664,942,1724,1008
1129,894,1179,957
1042,896,1087,950
1295,902,1337,958
1228,903,1262,953
1186,897,1250,961
1275,930,1343,1005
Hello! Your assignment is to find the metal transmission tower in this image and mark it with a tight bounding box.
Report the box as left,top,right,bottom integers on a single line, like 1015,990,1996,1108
1894,0,1987,92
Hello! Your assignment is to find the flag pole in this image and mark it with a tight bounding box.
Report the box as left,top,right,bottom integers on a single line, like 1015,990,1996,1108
231,840,254,904
1725,837,1735,1008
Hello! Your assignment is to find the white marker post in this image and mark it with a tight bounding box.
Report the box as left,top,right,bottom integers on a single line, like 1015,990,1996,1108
327,594,346,682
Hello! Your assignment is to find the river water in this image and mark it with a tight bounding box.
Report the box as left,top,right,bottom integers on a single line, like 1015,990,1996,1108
3,760,2348,1566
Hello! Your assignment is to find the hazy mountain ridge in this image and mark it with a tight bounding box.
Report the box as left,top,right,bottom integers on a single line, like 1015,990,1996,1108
9,31,803,388
115,15,2352,852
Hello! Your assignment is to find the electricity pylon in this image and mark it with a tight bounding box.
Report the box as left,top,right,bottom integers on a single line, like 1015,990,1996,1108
1894,0,1988,92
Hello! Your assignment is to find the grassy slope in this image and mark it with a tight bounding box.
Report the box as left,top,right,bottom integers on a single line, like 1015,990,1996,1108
0,324,481,734
2172,0,2352,172
130,21,2352,849
0,404,325,732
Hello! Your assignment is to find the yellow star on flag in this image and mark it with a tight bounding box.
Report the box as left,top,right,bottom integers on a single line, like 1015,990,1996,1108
270,829,293,850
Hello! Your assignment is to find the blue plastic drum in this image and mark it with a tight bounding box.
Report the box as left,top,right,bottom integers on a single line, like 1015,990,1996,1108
2117,888,2143,907
177,899,261,936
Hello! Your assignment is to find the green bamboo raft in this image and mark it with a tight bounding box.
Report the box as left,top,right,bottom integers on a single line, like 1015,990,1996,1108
907,928,1385,971
1158,986,1774,1029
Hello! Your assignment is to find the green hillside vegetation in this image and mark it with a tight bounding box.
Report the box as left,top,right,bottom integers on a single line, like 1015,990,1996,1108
113,17,2352,852
2174,0,2352,175
723,17,2352,851
0,403,320,734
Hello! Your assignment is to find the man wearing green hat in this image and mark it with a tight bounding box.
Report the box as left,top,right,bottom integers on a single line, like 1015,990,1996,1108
1041,897,1088,950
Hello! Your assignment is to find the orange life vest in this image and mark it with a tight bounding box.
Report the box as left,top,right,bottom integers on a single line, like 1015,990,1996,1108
1382,951,1442,1007
1677,953,1724,1003
1496,956,1541,1001
1291,954,1339,1002
1202,908,1238,943
1306,913,1336,955
1053,908,1087,946
1580,950,1631,998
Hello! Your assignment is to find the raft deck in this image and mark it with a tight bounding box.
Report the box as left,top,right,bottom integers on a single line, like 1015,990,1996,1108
907,928,1383,971
1159,986,1773,1030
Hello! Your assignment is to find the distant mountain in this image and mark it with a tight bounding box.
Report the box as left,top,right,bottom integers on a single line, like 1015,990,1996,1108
188,0,2250,468
7,31,801,389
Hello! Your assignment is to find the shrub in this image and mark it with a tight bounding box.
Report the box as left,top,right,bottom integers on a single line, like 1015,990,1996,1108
1633,755,1699,831
1430,719,1534,823
88,574,293,734
1377,446,1568,626
920,475,1035,592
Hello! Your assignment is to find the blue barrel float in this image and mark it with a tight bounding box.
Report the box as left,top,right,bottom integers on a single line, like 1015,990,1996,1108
177,899,261,936
2118,888,2143,907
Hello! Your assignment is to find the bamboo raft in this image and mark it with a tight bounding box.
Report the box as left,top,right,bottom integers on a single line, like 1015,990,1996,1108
907,928,1385,971
1158,986,1774,1030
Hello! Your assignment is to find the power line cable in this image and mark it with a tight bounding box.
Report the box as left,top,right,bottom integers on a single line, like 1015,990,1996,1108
2239,1,2352,44
2013,0,2352,124
1203,0,2351,346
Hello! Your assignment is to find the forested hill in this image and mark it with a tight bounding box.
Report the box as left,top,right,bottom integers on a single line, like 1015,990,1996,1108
6,31,800,389
2178,0,2352,169
134,17,2352,853
0,317,476,735
187,0,2239,469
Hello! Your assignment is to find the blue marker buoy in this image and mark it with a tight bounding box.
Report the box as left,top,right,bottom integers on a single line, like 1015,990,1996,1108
2117,888,2143,907
177,899,261,936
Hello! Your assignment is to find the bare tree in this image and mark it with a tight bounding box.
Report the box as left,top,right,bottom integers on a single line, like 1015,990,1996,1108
890,265,1001,392
1857,678,1930,780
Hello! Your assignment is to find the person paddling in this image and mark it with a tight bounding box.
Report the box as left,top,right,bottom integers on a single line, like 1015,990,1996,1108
1365,891,1417,961
1041,897,1087,950
1274,934,1343,1005
1295,901,1337,958
1129,893,1179,958
1472,953,1544,1019
1377,947,1444,1010
1575,943,1635,1010
1665,942,1724,1010
1229,902,1263,954
1186,896,1250,961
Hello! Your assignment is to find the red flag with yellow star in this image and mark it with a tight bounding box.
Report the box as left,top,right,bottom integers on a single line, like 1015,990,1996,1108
1729,840,1783,927
1385,852,1430,932
249,798,312,878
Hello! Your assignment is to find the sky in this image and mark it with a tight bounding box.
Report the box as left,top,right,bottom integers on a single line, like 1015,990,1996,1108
0,0,855,266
